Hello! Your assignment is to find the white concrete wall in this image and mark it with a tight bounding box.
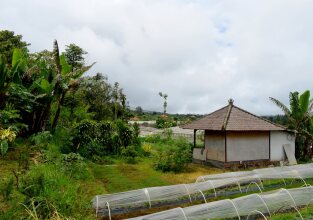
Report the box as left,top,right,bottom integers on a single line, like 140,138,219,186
205,131,225,162
270,131,295,161
193,148,207,161
227,131,269,162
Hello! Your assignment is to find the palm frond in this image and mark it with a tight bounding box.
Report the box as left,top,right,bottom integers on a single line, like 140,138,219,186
269,97,291,116
289,92,300,118
73,62,96,79
299,90,310,116
308,98,313,113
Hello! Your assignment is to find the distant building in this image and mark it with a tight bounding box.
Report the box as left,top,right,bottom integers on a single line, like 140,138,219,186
182,99,295,167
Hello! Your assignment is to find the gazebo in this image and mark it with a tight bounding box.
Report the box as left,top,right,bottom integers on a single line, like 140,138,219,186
182,99,295,167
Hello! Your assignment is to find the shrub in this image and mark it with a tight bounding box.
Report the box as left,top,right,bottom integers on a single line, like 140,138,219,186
144,134,162,143
0,104,26,133
29,131,52,148
53,127,74,154
132,122,141,146
142,143,153,156
79,140,102,158
114,120,133,150
154,138,192,173
73,119,141,158
0,128,16,155
97,121,114,150
61,152,83,164
162,128,173,140
0,140,9,156
61,153,91,180
156,115,177,129
73,120,110,157
121,145,139,164
74,120,99,147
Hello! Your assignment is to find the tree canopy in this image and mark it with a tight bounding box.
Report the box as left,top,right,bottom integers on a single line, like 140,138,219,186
0,30,30,64
64,43,87,70
0,30,130,137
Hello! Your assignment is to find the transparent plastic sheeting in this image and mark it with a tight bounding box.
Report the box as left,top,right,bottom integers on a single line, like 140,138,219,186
196,163,313,182
127,186,313,220
92,163,313,217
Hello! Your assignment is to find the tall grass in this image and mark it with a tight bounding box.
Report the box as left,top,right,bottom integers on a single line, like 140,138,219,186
19,164,81,218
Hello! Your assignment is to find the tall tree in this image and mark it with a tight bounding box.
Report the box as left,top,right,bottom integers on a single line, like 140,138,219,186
270,90,313,160
80,73,113,121
64,43,87,71
0,30,30,65
159,92,168,114
76,73,129,121
135,106,143,115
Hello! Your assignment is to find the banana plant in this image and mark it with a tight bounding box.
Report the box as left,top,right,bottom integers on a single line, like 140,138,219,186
27,61,56,133
270,90,313,159
0,48,26,108
51,40,94,131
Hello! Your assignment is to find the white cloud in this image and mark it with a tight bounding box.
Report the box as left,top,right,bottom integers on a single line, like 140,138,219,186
1,0,313,115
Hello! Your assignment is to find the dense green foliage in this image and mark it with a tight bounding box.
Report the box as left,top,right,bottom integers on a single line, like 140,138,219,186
262,114,288,126
155,115,177,128
0,29,145,219
0,30,29,65
144,130,193,172
64,44,87,70
154,141,192,173
0,29,131,143
270,90,313,160
0,28,195,219
72,119,140,158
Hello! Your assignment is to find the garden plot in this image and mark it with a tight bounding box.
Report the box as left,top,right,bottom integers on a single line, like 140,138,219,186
127,186,313,220
196,163,313,182
92,163,313,219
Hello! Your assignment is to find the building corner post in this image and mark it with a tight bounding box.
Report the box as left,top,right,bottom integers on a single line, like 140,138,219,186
194,129,197,149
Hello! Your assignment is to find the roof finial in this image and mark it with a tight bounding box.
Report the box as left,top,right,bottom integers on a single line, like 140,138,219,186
228,98,234,106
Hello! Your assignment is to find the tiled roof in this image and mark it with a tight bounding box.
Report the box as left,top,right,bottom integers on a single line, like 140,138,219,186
182,100,286,131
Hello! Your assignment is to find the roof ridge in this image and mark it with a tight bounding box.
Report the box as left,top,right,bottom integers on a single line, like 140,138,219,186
232,105,287,130
203,105,229,119
222,103,233,130
180,105,229,129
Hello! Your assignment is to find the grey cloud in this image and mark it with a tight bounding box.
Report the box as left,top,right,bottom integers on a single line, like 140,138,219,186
1,0,313,115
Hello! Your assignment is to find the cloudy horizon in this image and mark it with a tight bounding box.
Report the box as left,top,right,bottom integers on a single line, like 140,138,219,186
1,0,313,115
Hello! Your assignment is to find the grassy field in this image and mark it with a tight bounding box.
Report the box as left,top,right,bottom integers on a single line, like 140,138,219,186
0,145,223,219
88,160,221,193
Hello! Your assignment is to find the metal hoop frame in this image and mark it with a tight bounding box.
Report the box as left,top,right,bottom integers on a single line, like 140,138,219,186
280,188,297,207
198,189,207,203
144,188,152,208
226,199,241,220
179,207,188,220
246,210,268,220
253,194,271,217
183,184,192,202
245,182,263,193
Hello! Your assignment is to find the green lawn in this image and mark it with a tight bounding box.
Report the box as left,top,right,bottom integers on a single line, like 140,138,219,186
87,158,222,194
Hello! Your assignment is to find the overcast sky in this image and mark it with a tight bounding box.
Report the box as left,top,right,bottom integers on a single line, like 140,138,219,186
1,0,313,115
